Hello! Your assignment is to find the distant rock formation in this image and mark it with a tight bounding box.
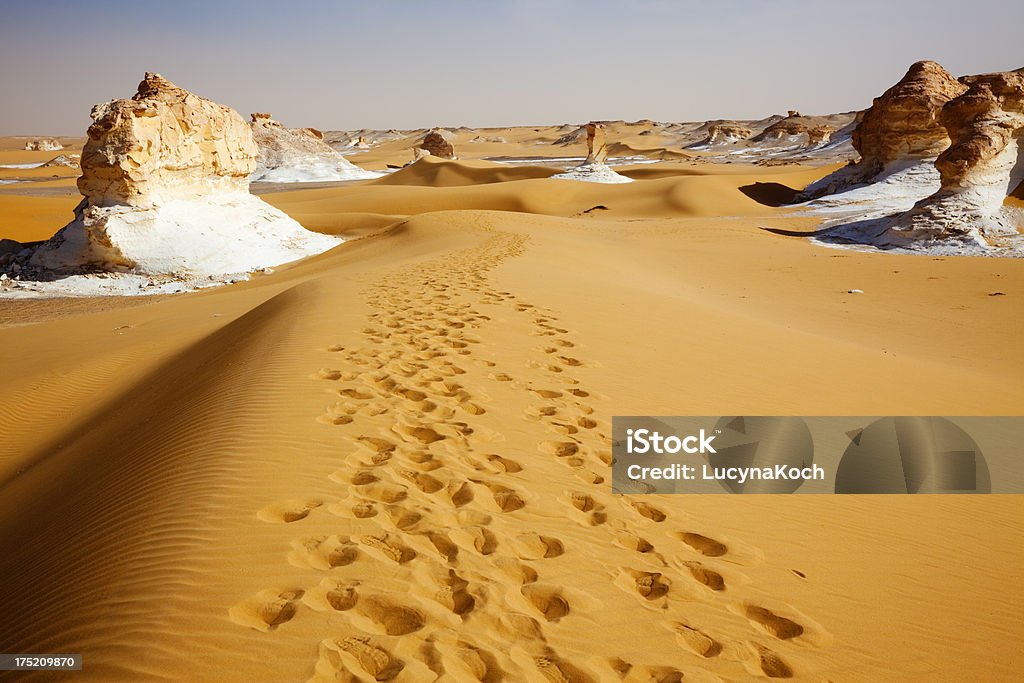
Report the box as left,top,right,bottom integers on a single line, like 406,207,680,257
705,123,752,145
552,121,632,184
883,69,1024,247
584,122,608,164
21,73,337,281
418,130,456,160
754,114,830,145
40,154,80,168
24,138,62,151
807,125,835,146
803,61,967,199
554,128,583,146
250,112,379,182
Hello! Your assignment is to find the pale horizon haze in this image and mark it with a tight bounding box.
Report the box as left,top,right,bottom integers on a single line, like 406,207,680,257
1,0,1022,136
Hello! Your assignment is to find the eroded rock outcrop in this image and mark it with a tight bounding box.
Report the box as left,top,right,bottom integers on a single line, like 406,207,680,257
754,115,834,148
704,123,751,145
551,121,631,184
19,73,338,284
807,125,835,146
250,112,379,182
584,122,608,164
882,69,1024,246
418,130,456,160
24,138,63,151
803,61,967,200
41,154,80,168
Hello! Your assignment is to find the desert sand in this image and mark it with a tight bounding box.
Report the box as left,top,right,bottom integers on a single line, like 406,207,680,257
1,97,1023,681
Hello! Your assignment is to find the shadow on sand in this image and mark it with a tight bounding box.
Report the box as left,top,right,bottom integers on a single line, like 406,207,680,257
738,182,801,207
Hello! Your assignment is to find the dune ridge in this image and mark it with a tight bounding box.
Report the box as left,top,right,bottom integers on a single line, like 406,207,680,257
0,205,1021,680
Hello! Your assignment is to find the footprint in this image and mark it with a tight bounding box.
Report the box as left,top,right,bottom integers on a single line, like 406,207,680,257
487,484,526,512
540,441,579,458
568,491,595,512
514,533,564,559
304,578,359,612
398,468,444,494
487,454,523,473
744,605,804,640
383,504,422,531
619,569,670,600
521,585,571,621
359,534,416,564
350,502,378,518
318,413,354,426
415,567,477,616
665,621,721,658
394,424,446,445
682,561,726,591
257,499,322,524
533,389,563,399
228,589,304,632
492,557,539,585
342,470,380,486
355,435,398,454
422,530,460,562
288,536,359,570
615,532,654,554
533,653,595,683
744,643,793,679
678,532,727,557
354,595,425,635
435,641,502,682
460,401,487,415
451,526,498,555
445,480,475,507
343,480,408,504
338,388,374,400
628,500,667,522
319,636,403,681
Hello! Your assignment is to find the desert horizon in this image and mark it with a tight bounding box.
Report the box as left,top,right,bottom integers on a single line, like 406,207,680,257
1,2,1022,682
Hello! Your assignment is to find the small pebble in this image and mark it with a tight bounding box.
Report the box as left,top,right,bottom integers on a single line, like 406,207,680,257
848,289,864,294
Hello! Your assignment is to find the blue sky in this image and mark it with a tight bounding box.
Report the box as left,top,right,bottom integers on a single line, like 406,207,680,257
1,0,1021,134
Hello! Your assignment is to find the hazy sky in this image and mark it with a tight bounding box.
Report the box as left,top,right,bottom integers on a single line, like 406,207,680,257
1,0,1021,135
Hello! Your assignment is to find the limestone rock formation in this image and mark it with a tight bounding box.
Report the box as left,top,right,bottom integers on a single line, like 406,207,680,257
807,125,835,146
882,69,1024,247
250,112,379,183
75,73,257,207
418,130,456,160
554,125,587,146
23,73,338,282
41,154,80,168
853,61,967,172
803,61,967,200
584,122,608,164
754,114,833,147
704,123,751,145
551,121,631,184
24,138,63,151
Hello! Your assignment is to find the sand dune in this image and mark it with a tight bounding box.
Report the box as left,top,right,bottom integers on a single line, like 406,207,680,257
373,157,556,187
1,117,1022,682
2,186,1023,681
